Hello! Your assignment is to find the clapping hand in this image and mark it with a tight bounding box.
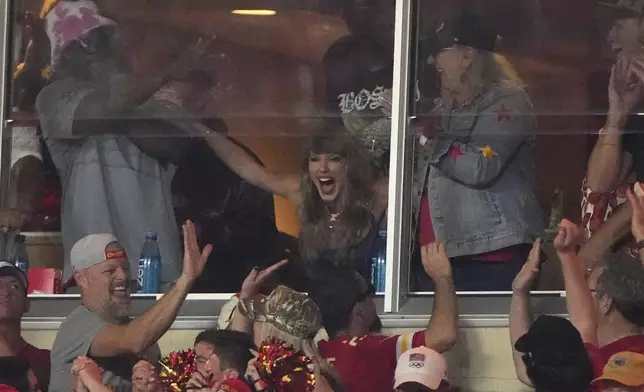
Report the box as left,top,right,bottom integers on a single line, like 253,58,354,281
512,239,541,294
132,361,162,392
421,242,452,282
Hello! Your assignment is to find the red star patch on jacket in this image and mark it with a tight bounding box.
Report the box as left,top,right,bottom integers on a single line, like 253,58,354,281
447,144,464,160
496,104,512,122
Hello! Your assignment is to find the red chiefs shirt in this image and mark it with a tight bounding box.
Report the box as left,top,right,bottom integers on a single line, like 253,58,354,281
318,332,425,392
585,334,644,391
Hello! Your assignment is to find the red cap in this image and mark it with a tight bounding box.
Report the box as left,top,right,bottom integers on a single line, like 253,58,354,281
215,378,252,392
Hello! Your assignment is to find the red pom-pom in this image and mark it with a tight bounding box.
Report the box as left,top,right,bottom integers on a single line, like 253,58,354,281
158,349,197,392
253,338,316,392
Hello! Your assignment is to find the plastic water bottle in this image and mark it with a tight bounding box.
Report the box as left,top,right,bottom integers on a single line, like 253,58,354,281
371,231,387,293
12,235,29,273
137,232,161,293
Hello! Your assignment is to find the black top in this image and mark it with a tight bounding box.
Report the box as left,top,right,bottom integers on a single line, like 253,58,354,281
323,35,392,114
172,136,283,292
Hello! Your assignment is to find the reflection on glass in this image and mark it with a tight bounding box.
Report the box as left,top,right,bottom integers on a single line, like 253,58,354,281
6,0,397,294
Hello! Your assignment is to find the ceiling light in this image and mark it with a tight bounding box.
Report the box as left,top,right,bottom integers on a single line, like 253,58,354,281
231,9,277,16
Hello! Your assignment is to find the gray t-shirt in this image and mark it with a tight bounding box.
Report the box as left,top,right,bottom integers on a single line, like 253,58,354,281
49,305,161,392
35,78,182,285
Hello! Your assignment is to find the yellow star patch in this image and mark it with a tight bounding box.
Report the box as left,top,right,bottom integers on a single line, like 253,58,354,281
479,146,497,158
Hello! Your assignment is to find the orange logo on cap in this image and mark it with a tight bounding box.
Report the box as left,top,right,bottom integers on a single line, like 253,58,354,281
105,249,126,260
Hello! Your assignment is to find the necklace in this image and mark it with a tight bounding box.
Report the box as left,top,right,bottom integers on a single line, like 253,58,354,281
325,206,344,228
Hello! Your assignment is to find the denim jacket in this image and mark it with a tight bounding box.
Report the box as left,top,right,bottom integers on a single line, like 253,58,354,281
412,81,543,257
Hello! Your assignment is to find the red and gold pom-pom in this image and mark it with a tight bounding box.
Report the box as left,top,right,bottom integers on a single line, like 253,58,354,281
253,338,316,392
158,349,197,392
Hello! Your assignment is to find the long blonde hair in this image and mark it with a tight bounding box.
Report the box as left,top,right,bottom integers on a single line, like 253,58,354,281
460,47,524,97
255,322,340,391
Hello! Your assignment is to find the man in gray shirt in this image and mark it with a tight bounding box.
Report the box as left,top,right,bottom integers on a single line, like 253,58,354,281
49,221,212,392
36,0,209,288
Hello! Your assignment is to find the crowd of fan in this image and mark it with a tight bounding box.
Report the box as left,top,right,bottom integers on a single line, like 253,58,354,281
0,188,644,392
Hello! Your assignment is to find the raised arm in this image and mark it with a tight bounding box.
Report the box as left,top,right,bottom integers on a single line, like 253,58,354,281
554,219,598,345
419,243,458,353
195,123,300,200
586,61,638,193
88,221,212,357
423,92,533,187
626,184,644,267
231,260,289,334
509,239,541,387
578,198,632,270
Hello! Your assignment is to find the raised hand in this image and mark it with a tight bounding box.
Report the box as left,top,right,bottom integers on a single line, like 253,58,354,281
132,360,162,392
627,183,644,242
180,220,213,282
239,259,288,300
171,36,217,79
421,242,452,282
0,208,28,232
553,219,585,254
512,239,541,294
608,57,643,125
186,370,210,391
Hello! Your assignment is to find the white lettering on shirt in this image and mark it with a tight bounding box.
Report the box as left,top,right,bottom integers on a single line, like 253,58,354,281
338,86,385,114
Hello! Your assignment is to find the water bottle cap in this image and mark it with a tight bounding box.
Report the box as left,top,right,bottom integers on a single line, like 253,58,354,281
144,232,158,240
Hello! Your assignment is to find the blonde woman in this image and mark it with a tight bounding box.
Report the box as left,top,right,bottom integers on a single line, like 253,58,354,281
413,11,542,291
238,285,342,392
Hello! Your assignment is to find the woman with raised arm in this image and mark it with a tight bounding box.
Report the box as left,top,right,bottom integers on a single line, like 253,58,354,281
198,124,386,281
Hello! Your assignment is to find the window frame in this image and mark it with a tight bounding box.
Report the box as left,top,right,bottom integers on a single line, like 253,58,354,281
0,0,570,328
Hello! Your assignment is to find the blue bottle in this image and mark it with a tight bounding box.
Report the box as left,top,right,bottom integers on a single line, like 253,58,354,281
371,231,387,293
13,235,29,273
137,232,161,293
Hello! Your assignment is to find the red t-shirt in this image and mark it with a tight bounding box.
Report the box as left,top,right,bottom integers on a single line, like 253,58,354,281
318,332,425,392
419,195,521,262
585,334,644,391
20,342,51,390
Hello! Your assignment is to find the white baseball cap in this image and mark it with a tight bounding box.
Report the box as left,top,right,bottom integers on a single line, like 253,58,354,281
70,234,125,272
394,347,447,390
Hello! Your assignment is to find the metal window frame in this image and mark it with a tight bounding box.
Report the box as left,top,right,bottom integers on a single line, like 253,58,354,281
0,0,571,328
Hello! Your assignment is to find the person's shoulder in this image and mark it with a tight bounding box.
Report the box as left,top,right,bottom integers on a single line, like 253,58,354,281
21,343,51,365
61,305,101,326
36,78,92,113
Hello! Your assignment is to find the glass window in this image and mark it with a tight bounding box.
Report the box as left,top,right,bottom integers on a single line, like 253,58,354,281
3,0,400,296
0,0,632,317
406,0,633,294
